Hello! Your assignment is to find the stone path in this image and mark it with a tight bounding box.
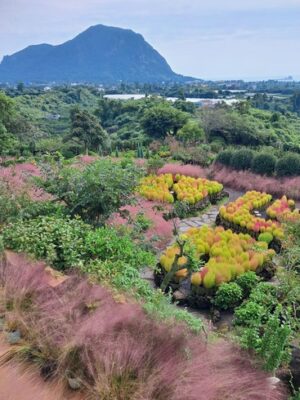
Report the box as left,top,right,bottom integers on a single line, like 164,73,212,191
177,188,246,234
178,205,220,233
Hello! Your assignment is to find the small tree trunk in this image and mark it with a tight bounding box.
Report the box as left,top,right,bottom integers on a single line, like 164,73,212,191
160,240,185,292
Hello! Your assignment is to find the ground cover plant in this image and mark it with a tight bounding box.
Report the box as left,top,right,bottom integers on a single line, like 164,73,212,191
0,255,287,400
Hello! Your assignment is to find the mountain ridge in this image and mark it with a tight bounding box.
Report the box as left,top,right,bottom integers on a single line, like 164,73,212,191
0,24,193,84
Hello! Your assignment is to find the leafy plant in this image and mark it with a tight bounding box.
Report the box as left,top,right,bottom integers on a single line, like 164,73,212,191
235,271,260,297
215,149,234,166
252,153,276,176
39,159,142,224
230,149,254,171
214,282,243,310
2,216,90,270
276,153,300,177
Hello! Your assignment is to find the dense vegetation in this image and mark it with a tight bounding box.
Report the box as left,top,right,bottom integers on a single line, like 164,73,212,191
0,82,300,399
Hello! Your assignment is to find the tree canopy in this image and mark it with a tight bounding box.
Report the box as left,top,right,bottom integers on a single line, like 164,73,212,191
141,104,189,139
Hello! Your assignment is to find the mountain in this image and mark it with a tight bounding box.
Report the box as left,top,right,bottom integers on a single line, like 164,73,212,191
0,24,192,84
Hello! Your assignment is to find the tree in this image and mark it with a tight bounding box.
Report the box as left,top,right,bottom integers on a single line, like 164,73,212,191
67,107,110,154
0,91,18,154
177,120,205,145
141,104,188,139
39,159,142,224
291,91,300,114
17,82,24,93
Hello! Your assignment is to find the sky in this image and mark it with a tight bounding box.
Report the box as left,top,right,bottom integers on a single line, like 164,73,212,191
1,0,300,80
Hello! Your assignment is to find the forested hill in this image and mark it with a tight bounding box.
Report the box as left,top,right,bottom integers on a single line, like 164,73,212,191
0,24,190,84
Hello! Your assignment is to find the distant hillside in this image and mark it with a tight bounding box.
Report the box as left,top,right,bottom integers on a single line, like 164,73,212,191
0,24,192,84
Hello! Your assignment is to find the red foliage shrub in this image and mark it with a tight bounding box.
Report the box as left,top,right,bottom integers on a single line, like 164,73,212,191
0,256,287,400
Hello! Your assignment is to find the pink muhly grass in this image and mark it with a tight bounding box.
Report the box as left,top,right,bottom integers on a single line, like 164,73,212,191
158,163,208,178
0,253,49,314
76,155,99,165
0,163,51,201
109,197,176,250
0,258,287,400
211,164,300,200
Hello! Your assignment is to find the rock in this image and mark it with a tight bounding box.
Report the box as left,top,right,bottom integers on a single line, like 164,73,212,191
211,309,221,324
140,267,154,281
173,290,188,303
267,376,280,387
7,330,21,344
68,377,81,390
290,345,300,390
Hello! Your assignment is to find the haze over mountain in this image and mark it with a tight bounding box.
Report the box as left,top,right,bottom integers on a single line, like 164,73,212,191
0,24,191,84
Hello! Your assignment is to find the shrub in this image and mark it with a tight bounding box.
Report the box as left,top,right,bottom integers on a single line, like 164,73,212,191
235,272,260,297
251,153,276,176
39,159,141,224
234,301,266,326
276,154,300,177
85,227,155,270
215,149,234,167
258,232,274,245
230,149,254,171
214,282,243,310
249,282,278,309
2,216,91,270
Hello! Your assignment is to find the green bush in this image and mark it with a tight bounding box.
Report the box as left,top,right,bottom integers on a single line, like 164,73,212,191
0,184,29,224
215,149,233,167
38,159,141,224
249,282,278,309
276,153,300,177
85,227,155,270
235,271,260,297
251,153,276,176
230,149,254,171
234,301,266,326
2,216,91,270
258,232,273,245
214,282,243,310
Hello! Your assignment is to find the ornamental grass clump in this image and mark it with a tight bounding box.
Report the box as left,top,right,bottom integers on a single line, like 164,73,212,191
0,256,287,400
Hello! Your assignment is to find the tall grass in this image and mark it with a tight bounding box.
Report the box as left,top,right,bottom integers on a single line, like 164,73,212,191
0,256,287,400
211,164,300,200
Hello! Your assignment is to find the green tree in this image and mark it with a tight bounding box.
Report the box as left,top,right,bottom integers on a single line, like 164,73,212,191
177,120,205,144
0,91,18,154
39,159,141,224
141,104,188,139
291,91,300,114
67,107,109,154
